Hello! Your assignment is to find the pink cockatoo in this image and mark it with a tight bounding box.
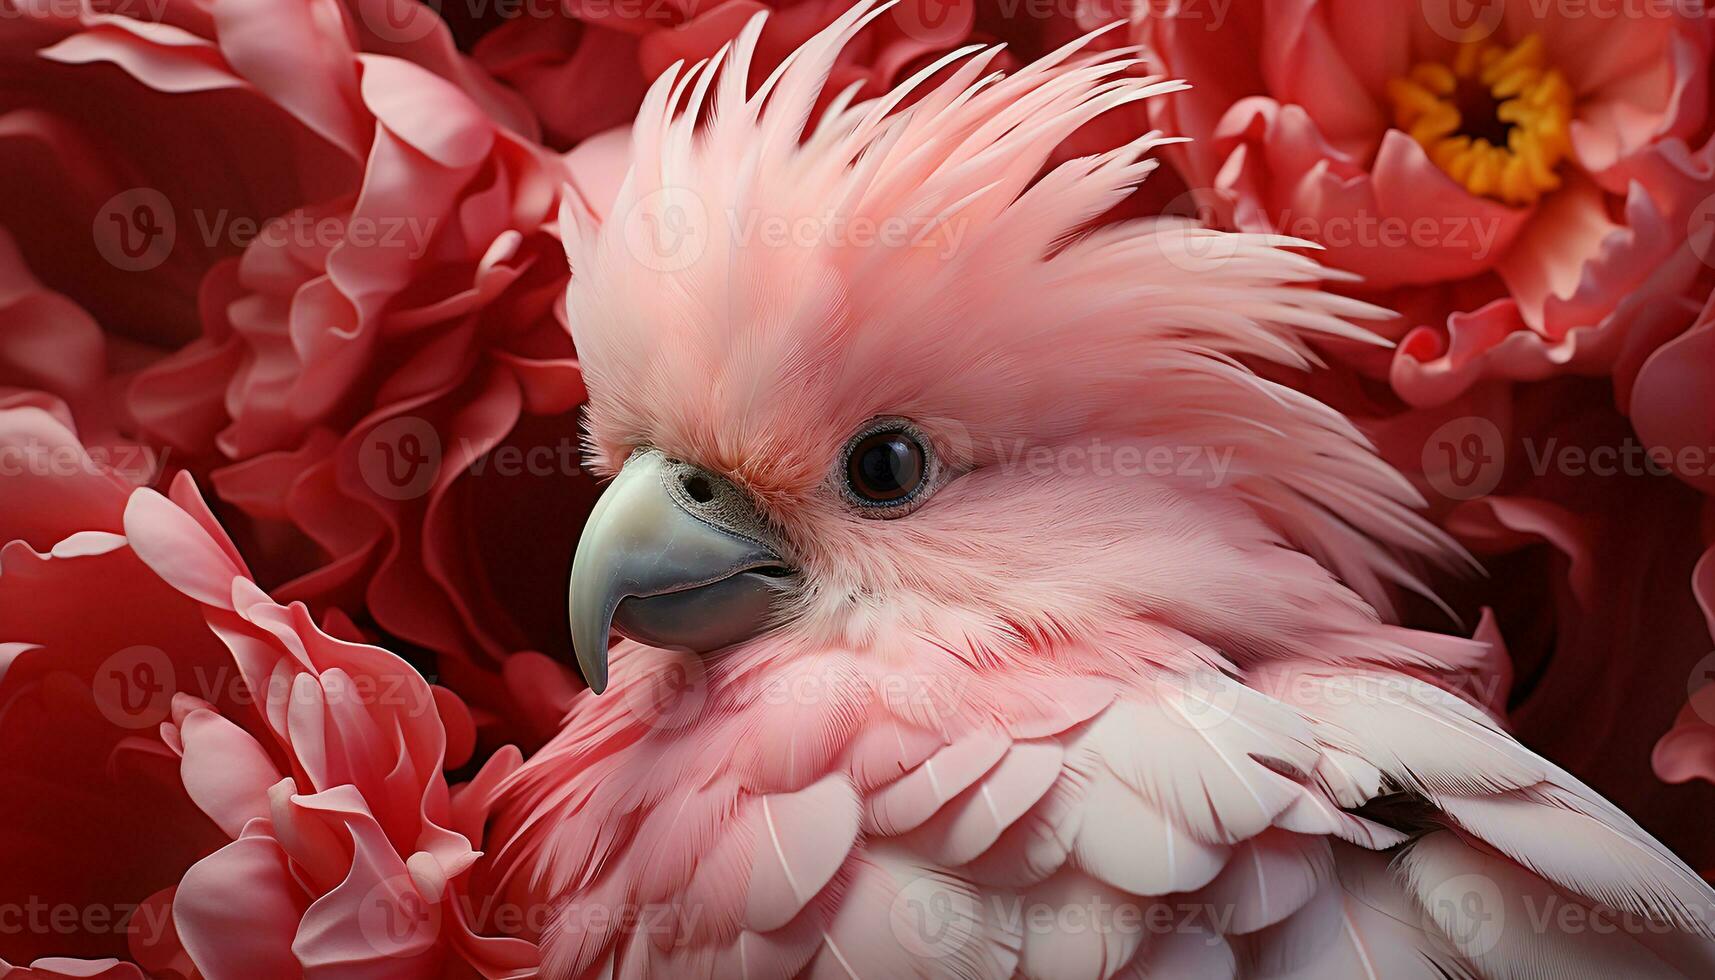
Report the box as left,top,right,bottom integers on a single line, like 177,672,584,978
486,5,1715,977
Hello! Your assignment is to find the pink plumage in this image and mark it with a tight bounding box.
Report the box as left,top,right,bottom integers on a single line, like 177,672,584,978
488,4,1715,977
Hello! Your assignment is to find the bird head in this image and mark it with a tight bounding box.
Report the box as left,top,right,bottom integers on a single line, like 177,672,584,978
562,3,1452,697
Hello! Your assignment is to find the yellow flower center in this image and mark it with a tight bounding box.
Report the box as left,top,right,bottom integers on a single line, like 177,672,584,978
1386,35,1573,207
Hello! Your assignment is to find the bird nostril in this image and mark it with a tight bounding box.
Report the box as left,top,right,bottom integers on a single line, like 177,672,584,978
684,475,715,504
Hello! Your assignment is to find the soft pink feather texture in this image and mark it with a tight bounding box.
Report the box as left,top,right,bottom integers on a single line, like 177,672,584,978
488,5,1715,977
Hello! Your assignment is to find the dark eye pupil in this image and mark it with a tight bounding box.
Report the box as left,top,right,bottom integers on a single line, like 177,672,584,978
848,431,925,503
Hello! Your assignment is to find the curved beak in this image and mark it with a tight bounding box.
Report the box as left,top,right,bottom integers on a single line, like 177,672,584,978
568,449,794,693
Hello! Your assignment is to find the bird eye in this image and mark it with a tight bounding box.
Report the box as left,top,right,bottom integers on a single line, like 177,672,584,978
840,420,933,513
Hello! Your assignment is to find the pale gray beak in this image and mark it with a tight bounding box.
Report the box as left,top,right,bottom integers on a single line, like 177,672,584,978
568,448,794,693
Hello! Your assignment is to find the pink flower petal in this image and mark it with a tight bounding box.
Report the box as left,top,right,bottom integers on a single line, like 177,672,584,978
211,0,370,159
122,488,244,609
1631,301,1715,496
40,21,245,93
358,55,495,169
173,837,305,978
177,709,284,838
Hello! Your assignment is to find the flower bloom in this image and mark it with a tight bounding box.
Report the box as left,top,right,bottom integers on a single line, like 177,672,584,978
0,404,534,977
1645,288,1715,817
0,0,595,750
1137,0,1714,403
